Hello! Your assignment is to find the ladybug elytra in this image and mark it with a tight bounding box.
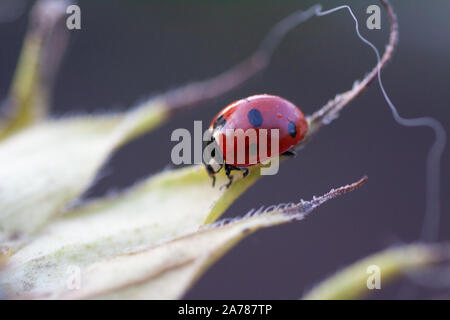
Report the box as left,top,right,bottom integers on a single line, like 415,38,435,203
203,94,308,188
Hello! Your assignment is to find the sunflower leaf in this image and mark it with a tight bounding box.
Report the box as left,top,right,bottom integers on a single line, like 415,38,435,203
303,243,445,300
0,102,168,243
1,176,365,299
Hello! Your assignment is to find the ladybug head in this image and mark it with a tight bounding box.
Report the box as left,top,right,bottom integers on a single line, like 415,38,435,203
203,129,224,184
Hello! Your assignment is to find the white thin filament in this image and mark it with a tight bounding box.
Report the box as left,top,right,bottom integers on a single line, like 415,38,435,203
315,4,446,242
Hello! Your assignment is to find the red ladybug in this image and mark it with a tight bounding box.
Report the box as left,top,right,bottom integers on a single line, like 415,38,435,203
204,94,308,188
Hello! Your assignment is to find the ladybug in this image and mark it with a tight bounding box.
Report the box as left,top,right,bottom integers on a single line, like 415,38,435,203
203,94,308,188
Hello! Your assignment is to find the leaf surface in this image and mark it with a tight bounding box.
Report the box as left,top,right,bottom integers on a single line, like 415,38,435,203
1,175,365,299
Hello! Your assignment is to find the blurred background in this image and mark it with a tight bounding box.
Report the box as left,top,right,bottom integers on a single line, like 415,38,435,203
0,0,449,299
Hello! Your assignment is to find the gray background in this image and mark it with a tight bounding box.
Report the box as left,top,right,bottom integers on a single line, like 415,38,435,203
1,0,449,299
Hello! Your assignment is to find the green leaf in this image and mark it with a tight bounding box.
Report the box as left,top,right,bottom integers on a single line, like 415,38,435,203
0,102,168,241
303,244,443,300
1,175,365,299
1,164,259,297
0,0,68,140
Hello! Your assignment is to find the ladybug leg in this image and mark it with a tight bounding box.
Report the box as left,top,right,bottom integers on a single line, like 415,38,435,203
229,165,249,178
224,165,250,188
235,167,249,178
282,149,297,158
223,164,234,189
204,162,218,187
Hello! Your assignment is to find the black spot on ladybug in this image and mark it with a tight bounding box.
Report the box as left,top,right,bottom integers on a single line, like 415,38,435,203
288,121,297,138
213,115,226,129
248,109,263,127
